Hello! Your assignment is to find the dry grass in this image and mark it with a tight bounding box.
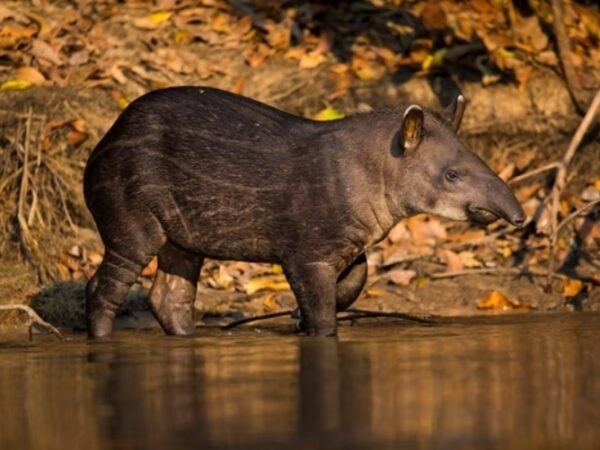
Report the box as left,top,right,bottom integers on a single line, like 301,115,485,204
0,108,87,282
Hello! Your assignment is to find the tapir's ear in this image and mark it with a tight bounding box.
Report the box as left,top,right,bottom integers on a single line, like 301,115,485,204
443,94,466,131
400,105,424,152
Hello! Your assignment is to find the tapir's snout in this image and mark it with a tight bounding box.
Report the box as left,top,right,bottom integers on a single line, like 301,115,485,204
467,174,526,229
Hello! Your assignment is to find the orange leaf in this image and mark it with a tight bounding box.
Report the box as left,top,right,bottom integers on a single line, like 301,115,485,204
562,278,583,297
70,119,86,133
477,291,534,310
67,130,88,147
299,51,326,69
141,257,158,277
476,291,513,310
210,12,231,34
230,76,245,95
14,66,46,85
231,16,253,37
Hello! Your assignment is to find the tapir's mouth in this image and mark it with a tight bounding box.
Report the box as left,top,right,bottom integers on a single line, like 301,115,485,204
467,206,501,225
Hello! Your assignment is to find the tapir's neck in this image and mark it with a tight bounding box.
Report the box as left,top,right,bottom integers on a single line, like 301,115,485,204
312,112,409,245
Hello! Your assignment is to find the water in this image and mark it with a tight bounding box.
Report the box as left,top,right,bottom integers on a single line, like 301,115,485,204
1,313,599,450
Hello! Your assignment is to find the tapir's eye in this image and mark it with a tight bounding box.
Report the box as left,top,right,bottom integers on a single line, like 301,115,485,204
445,169,459,182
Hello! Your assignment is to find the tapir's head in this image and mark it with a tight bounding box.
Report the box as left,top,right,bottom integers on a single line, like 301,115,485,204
393,96,525,228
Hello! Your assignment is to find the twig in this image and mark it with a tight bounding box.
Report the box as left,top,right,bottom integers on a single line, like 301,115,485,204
551,0,589,113
508,162,560,185
263,80,309,104
551,199,600,240
221,307,436,330
345,308,435,324
0,304,64,341
429,267,568,281
221,311,291,330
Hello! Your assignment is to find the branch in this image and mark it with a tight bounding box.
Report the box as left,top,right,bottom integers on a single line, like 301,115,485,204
429,267,568,281
0,304,64,341
551,0,589,113
551,199,600,241
547,89,600,285
508,162,560,185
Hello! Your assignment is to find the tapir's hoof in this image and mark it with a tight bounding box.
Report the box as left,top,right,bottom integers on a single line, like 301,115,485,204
165,324,197,337
291,308,306,333
87,312,115,340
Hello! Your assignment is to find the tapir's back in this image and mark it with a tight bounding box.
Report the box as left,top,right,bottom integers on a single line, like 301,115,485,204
86,87,311,169
83,87,328,261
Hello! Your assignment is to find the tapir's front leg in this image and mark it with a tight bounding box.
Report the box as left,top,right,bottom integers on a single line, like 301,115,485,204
284,261,337,337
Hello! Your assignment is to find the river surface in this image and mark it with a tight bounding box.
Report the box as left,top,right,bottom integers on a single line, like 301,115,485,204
1,313,599,450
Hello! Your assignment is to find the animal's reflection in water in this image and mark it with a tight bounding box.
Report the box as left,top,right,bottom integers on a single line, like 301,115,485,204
1,316,599,449
85,318,598,449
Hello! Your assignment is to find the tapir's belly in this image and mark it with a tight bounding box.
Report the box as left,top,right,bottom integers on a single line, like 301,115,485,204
138,180,284,262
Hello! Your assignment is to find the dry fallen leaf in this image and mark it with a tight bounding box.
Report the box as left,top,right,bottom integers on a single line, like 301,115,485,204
387,269,417,286
365,288,385,298
406,216,447,246
67,130,88,147
562,278,584,298
207,265,234,290
244,275,290,295
299,51,326,69
477,290,533,310
313,106,344,121
458,251,483,268
30,39,62,66
230,75,245,95
439,249,463,273
447,229,486,245
244,43,271,68
0,25,37,49
264,19,290,49
111,89,131,110
262,293,279,312
498,163,515,181
133,11,173,29
231,16,253,37
13,66,46,85
210,12,231,34
0,79,32,91
141,257,158,277
351,57,383,80
70,119,86,133
87,250,103,266
415,276,428,289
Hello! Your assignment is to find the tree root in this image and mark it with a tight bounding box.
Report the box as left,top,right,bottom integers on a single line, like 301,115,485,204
0,304,64,341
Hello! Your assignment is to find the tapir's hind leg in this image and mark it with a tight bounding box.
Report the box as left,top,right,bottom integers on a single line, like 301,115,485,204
148,242,203,336
86,248,149,339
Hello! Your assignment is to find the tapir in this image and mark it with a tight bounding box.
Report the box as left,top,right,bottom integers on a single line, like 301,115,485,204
83,87,525,338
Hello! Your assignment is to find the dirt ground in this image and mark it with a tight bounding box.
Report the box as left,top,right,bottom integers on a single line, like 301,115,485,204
1,0,599,335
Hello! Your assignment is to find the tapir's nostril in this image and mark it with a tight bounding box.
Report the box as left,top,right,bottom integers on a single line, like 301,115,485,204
512,214,526,229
